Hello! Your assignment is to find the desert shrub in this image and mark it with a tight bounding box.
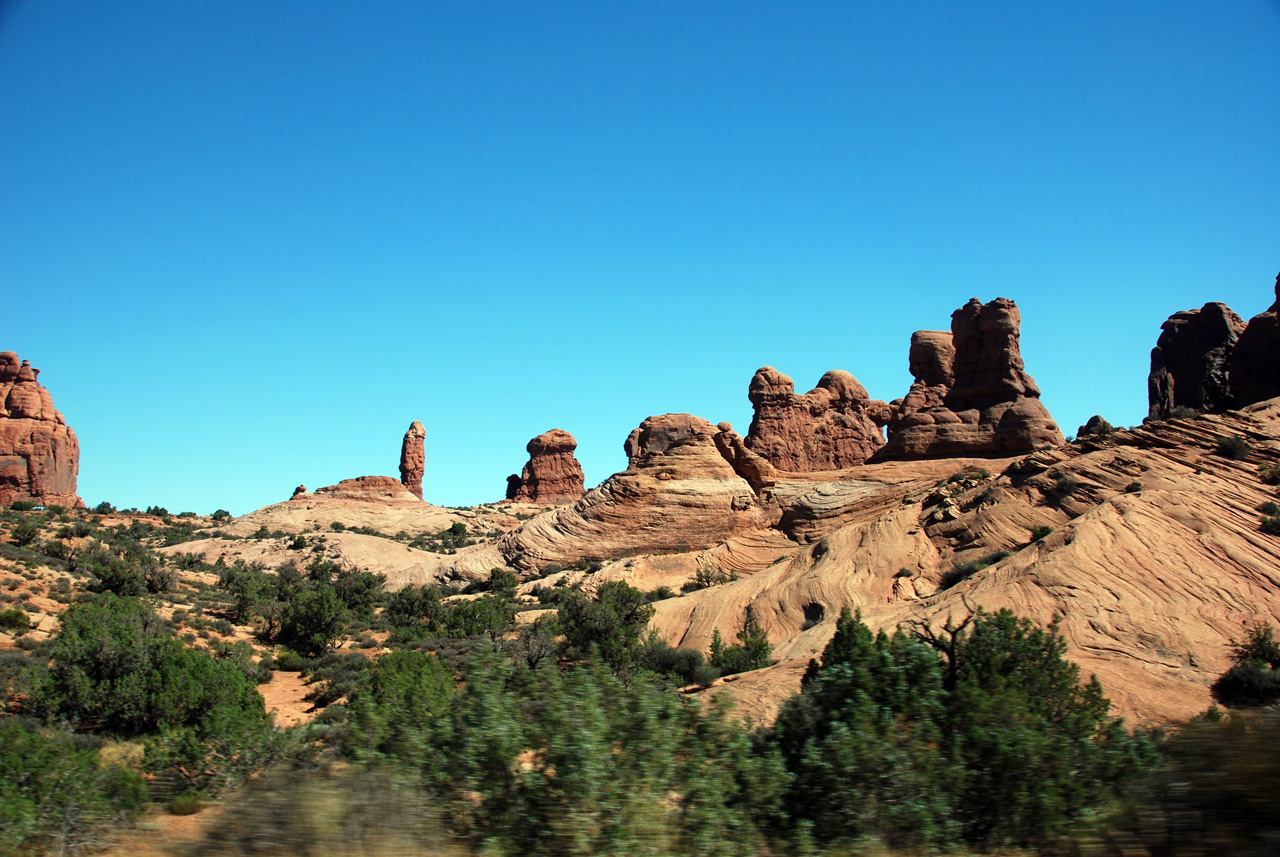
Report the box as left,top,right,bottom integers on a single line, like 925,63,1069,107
211,509,231,522
1259,463,1280,485
84,550,147,597
9,521,40,547
1261,515,1280,536
279,584,350,658
637,632,720,687
557,580,654,670
1169,405,1198,419
332,569,386,620
682,566,737,593
169,789,205,816
0,719,148,856
1216,435,1253,460
1124,480,1143,493
9,500,37,512
938,550,1008,590
40,539,73,560
0,608,30,632
708,611,773,676
1048,473,1080,500
772,609,1154,850
1029,524,1053,542
1212,623,1280,709
1257,501,1280,516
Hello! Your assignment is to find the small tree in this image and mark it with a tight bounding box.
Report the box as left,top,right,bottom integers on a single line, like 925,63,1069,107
279,584,350,658
1211,623,1280,708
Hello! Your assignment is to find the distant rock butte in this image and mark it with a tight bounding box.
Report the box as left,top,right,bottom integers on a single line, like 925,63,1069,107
510,428,585,505
0,352,80,507
744,367,891,471
877,297,1064,459
1148,302,1245,419
1143,272,1280,417
1229,273,1280,409
399,421,425,500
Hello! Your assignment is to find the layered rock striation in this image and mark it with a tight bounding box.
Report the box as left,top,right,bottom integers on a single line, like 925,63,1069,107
877,298,1063,459
0,352,80,507
744,368,891,471
510,428,585,505
502,414,777,567
399,421,425,500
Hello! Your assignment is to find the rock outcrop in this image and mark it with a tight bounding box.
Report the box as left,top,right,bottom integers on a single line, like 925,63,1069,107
877,298,1064,459
315,475,420,503
399,421,425,500
510,429,585,505
501,414,777,567
1230,273,1280,409
744,367,891,471
1147,302,1245,419
0,352,80,507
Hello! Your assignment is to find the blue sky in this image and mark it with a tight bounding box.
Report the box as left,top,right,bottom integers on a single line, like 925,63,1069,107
2,1,1278,514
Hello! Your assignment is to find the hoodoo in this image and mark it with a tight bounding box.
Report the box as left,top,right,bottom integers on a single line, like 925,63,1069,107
510,429,585,505
399,420,425,500
0,352,81,507
877,297,1064,459
1147,302,1244,419
744,367,891,471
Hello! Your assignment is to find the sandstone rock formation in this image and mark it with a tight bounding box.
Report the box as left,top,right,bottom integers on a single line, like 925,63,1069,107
744,367,891,471
877,298,1064,459
316,475,420,503
1076,415,1114,439
505,474,522,501
399,421,425,500
1147,302,1245,419
510,429,585,505
291,485,308,499
499,414,778,568
1229,272,1280,409
0,352,80,507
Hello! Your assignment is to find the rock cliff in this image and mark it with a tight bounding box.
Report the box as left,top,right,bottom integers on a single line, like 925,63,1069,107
0,352,80,507
1229,273,1280,409
744,367,890,471
1147,302,1245,419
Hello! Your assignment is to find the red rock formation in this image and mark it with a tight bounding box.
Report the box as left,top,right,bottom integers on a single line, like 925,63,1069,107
1147,302,1245,419
399,420,425,500
1229,273,1280,409
291,485,308,499
0,352,80,507
502,414,777,566
511,429,585,505
877,298,1064,459
505,474,523,501
744,368,891,471
315,476,419,502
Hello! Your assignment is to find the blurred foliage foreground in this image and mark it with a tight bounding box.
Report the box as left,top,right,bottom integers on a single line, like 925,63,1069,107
1,509,1277,856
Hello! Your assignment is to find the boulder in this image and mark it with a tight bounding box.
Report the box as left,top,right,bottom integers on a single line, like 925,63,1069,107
744,367,890,471
877,298,1063,459
512,429,585,505
399,420,425,500
1147,302,1245,419
1076,416,1115,439
1229,272,1280,409
0,352,80,507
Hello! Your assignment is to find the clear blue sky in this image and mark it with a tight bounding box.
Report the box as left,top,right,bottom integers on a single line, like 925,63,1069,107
3,1,1278,514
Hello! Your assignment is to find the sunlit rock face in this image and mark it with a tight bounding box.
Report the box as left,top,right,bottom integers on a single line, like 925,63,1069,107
0,352,81,507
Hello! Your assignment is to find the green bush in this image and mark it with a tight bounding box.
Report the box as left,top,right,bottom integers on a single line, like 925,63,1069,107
9,521,39,547
1257,501,1280,516
169,789,205,816
1262,515,1280,537
1216,435,1253,460
1259,463,1280,485
1212,623,1280,708
708,611,773,676
0,608,30,632
279,584,349,658
557,580,654,670
0,719,147,857
1125,480,1143,493
1029,524,1054,542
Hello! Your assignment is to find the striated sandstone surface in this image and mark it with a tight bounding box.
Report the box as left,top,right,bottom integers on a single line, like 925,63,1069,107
1147,302,1245,419
744,367,890,471
0,352,80,507
500,414,778,570
399,421,425,500
878,298,1063,460
511,428,585,505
